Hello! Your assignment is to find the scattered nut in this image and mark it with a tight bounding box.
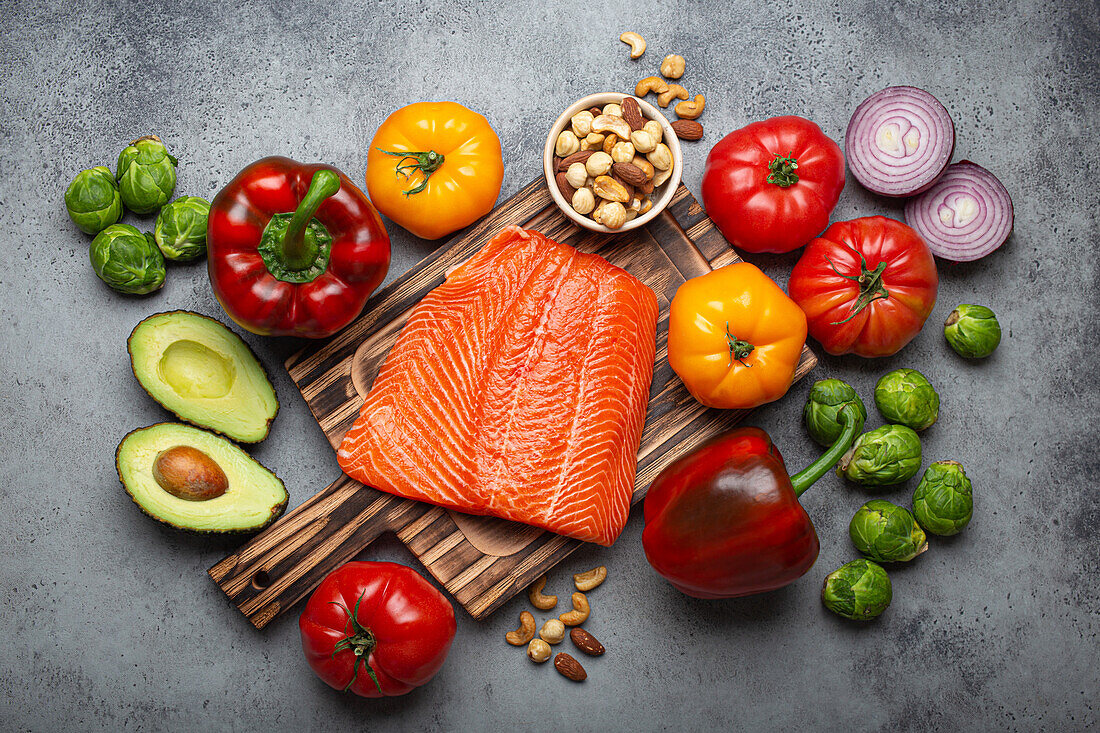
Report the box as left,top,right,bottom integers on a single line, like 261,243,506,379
506,611,536,646
555,130,580,157
570,627,606,656
593,175,630,203
570,110,594,137
647,143,673,171
656,84,689,108
660,54,686,79
634,76,669,98
631,155,655,181
540,618,566,644
580,132,606,151
602,133,619,155
619,31,646,59
629,129,657,154
621,97,645,131
585,151,614,177
559,592,591,626
591,114,631,142
602,103,623,118
571,187,596,215
610,141,636,163
653,165,674,187
670,119,704,140
557,150,594,172
592,200,627,229
674,94,706,120
573,566,608,592
554,652,587,682
528,575,558,610
554,171,575,200
564,162,588,189
527,638,551,663
611,162,646,187
642,119,663,144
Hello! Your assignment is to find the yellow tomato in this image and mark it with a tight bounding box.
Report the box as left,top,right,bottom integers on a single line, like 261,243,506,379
366,102,504,240
668,262,807,410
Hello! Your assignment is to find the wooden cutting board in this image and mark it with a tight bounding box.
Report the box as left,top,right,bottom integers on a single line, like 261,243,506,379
209,178,817,629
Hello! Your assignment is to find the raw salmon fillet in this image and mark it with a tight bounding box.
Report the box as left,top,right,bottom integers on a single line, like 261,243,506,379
337,226,658,546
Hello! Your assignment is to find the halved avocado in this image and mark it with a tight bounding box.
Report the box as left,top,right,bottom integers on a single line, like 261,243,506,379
116,423,288,533
128,311,278,443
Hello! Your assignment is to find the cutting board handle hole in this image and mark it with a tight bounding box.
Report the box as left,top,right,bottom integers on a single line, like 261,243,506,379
251,570,271,590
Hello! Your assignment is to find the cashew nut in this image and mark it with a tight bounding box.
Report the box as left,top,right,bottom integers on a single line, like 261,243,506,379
674,94,706,120
528,575,558,610
559,592,591,626
527,638,551,663
540,618,566,644
656,84,689,108
660,54,686,80
591,114,631,142
506,611,536,646
634,76,669,98
619,31,646,59
573,566,608,592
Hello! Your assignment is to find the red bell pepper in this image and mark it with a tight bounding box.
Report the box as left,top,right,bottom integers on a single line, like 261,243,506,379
207,156,390,338
642,404,864,599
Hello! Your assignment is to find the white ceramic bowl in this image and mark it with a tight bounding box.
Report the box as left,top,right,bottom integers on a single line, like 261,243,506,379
543,92,683,234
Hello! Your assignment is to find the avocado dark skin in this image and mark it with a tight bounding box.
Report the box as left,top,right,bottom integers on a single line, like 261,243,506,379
127,311,279,443
116,423,288,534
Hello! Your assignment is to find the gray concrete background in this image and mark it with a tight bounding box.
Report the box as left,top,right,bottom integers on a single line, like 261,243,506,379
1,0,1097,730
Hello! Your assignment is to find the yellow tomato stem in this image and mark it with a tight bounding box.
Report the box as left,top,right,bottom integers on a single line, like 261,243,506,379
377,148,445,196
725,322,754,368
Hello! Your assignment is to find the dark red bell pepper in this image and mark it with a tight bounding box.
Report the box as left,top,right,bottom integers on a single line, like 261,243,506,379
642,404,864,599
207,156,390,338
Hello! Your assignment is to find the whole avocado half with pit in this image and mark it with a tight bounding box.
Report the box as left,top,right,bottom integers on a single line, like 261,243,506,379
128,311,278,443
116,423,288,533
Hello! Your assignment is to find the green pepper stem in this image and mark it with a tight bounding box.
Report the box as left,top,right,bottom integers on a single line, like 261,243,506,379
281,170,341,271
790,403,865,497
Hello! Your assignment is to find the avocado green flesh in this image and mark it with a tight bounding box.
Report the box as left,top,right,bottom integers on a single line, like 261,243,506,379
128,311,278,443
117,423,287,533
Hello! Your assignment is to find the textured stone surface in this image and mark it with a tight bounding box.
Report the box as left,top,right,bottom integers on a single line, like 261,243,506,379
1,0,1097,730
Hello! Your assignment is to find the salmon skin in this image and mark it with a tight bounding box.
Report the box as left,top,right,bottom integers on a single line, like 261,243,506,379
337,226,658,546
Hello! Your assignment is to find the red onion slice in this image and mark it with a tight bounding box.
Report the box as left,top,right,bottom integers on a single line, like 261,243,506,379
904,161,1013,262
846,86,955,197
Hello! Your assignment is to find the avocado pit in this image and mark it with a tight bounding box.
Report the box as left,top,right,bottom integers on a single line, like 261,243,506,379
152,445,229,501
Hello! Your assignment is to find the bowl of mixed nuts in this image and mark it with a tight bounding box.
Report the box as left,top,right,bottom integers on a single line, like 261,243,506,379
544,92,683,234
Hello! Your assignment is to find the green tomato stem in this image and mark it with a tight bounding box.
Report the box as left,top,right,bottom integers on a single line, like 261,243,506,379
725,321,754,368
328,592,383,695
281,170,341,271
377,148,445,196
791,403,865,497
766,152,799,187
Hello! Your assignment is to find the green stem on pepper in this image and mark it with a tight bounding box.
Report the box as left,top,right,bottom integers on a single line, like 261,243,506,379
790,403,865,497
377,148,445,196
281,170,341,271
329,593,383,695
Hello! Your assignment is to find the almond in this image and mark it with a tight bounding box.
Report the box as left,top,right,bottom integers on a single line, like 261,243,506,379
588,106,603,117
670,119,704,141
612,162,646,187
555,171,575,200
569,628,605,656
557,150,595,172
621,97,645,131
554,652,587,682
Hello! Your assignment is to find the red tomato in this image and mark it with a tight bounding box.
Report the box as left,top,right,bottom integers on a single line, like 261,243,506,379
789,216,939,357
701,116,845,254
299,561,456,698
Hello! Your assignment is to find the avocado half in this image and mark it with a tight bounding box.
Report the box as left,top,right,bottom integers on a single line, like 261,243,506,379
128,311,278,443
116,423,288,533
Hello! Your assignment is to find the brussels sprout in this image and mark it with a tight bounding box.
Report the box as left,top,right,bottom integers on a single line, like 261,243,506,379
89,224,166,295
821,559,892,620
849,499,928,562
153,196,210,261
115,135,178,214
874,368,939,431
913,460,973,535
803,379,868,447
837,424,922,486
64,166,122,235
944,304,1001,359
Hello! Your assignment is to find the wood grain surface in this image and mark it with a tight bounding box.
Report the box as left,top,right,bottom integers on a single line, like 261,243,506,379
209,178,817,628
